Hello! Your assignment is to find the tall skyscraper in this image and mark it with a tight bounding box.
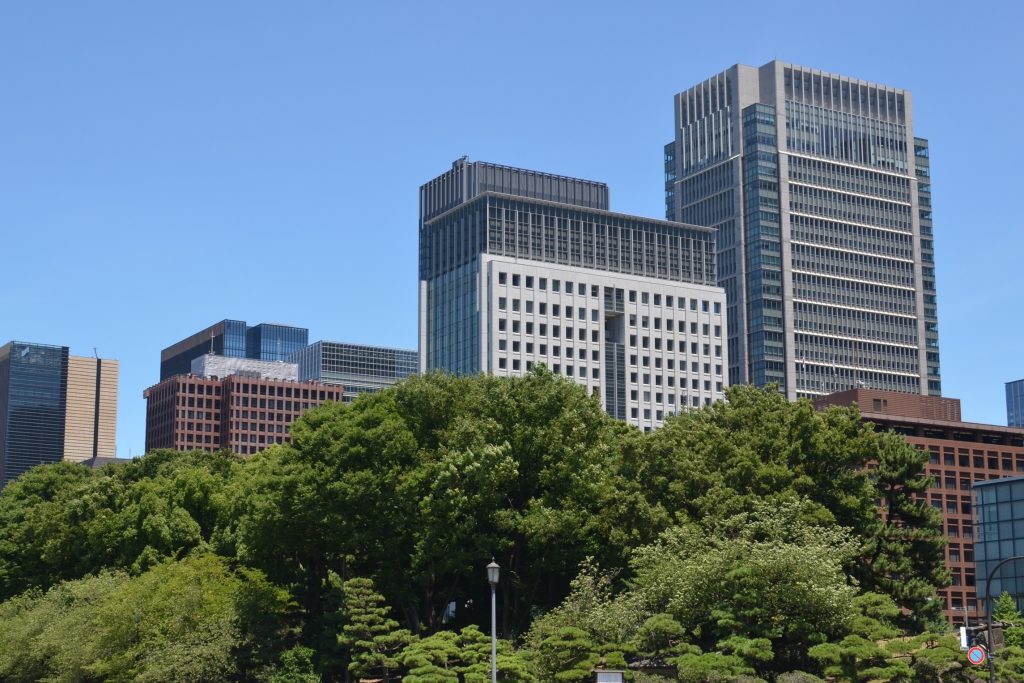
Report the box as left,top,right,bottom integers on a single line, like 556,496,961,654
64,355,118,462
159,320,308,380
665,61,940,400
292,341,417,402
0,342,118,485
420,158,727,430
1008,379,1024,427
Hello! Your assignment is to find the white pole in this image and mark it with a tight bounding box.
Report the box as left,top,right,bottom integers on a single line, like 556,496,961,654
491,583,497,683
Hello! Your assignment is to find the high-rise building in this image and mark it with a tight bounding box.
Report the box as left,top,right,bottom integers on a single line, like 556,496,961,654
420,158,728,430
144,365,342,456
292,341,417,402
816,387,1024,625
0,342,118,485
1007,379,1024,427
666,61,940,400
159,320,308,380
64,355,118,462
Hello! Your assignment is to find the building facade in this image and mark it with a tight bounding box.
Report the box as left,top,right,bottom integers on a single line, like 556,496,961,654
666,61,940,400
973,477,1024,616
159,320,308,380
420,158,728,430
292,341,417,402
0,342,118,485
1008,379,1024,428
144,373,342,456
817,388,1024,625
64,355,118,462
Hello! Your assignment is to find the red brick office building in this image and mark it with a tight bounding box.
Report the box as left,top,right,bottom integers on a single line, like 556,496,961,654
818,388,1024,626
144,374,343,455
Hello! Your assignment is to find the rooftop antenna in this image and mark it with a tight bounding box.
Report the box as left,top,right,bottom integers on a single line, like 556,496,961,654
93,347,98,359
209,331,214,355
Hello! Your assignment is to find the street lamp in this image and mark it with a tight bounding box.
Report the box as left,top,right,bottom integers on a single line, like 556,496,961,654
487,559,500,683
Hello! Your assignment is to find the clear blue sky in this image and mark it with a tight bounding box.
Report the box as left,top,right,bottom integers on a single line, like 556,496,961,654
1,1,1021,456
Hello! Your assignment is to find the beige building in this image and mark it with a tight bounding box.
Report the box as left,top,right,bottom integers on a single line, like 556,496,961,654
63,356,118,462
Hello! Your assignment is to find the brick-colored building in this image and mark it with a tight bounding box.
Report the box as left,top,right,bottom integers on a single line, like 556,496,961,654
818,388,1024,626
144,374,342,455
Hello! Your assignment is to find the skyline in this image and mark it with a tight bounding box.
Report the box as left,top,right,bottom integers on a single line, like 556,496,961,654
2,2,1022,455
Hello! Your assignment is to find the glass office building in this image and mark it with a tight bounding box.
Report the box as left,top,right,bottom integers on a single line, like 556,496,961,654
974,477,1024,614
665,61,940,400
246,323,309,362
293,341,418,402
0,342,69,485
160,320,308,380
1008,379,1024,428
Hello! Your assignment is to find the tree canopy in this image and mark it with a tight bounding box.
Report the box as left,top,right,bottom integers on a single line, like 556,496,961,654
0,371,955,682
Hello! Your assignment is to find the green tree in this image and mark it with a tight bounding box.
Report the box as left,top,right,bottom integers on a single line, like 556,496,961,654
636,385,947,627
233,369,655,640
340,577,413,682
0,553,288,682
0,450,241,601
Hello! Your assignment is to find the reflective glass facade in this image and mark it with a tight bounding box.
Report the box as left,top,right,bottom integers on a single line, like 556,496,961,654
160,320,308,380
666,61,940,400
1008,380,1024,428
246,323,309,362
0,342,69,485
293,341,417,402
974,477,1024,614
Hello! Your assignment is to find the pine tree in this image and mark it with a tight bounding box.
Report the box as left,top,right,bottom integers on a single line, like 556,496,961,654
339,578,413,682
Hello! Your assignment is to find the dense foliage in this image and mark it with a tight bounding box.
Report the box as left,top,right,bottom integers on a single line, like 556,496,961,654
0,370,960,681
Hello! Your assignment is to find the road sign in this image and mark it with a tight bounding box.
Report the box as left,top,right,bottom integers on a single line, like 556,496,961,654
968,646,988,666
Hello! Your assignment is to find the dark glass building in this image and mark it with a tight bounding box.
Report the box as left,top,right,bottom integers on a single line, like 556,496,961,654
974,477,1024,615
160,320,308,380
1008,379,1024,428
0,342,69,486
246,323,309,362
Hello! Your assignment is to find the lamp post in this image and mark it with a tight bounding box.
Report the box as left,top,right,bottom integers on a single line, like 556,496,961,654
984,555,1024,683
487,559,500,683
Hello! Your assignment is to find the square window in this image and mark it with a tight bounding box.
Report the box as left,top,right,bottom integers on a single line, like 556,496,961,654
525,276,534,288
553,304,560,316
539,303,547,315
654,294,661,305
513,359,521,370
526,322,534,334
578,283,585,296
499,297,507,310
642,292,649,304
553,279,560,292
666,295,674,307
591,285,599,297
702,300,709,312
539,324,547,336
714,302,721,313
499,319,507,331
629,290,637,303
512,274,520,286
526,301,533,313
499,358,507,369
498,339,507,351
512,320,520,333
499,272,507,285
540,278,547,290
512,299,520,312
